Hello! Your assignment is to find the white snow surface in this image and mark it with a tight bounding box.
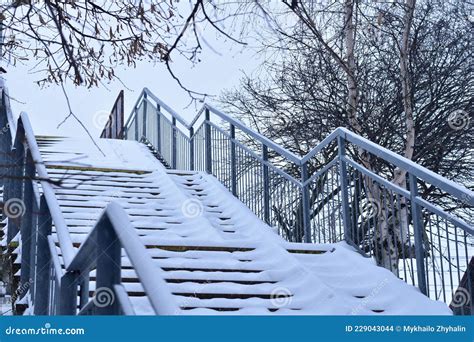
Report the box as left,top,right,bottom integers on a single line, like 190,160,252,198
34,136,451,315
38,136,160,171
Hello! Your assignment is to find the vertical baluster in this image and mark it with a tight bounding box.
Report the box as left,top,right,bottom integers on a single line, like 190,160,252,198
427,216,437,298
337,135,352,242
262,144,270,224
96,217,121,315
7,127,25,242
134,107,139,141
29,194,38,303
204,108,212,174
189,127,194,171
156,105,161,154
59,271,79,315
172,117,177,169
301,163,311,243
78,272,90,310
0,92,9,191
20,149,34,294
444,219,454,298
34,196,52,315
436,216,446,301
230,124,237,196
142,92,148,139
409,173,428,295
396,193,408,283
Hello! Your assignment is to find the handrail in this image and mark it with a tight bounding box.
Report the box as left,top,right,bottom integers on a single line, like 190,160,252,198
204,103,303,164
124,87,474,205
124,89,302,163
19,112,76,266
0,86,75,267
68,202,179,315
338,128,474,204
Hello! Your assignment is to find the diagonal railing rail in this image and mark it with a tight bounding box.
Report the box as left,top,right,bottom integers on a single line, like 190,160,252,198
122,88,474,314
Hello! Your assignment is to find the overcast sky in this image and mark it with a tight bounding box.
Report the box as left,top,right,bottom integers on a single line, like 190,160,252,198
4,25,260,138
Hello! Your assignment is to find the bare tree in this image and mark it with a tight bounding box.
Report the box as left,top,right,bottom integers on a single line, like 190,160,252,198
221,0,473,273
0,0,242,97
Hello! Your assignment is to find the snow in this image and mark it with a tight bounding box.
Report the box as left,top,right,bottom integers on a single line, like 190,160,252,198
0,296,12,316
12,135,454,315
38,136,161,171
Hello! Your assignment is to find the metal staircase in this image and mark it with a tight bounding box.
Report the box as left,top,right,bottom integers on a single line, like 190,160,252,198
0,86,472,315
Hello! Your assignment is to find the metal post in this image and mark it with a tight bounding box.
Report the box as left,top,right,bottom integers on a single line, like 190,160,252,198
338,135,352,242
171,117,177,169
2,142,11,220
142,92,147,138
134,107,139,141
409,173,428,295
59,271,78,315
78,273,90,310
29,195,38,303
34,196,52,315
301,163,312,243
156,105,161,153
189,127,194,171
262,144,270,224
0,93,9,189
7,138,25,242
204,108,212,174
96,218,121,315
230,124,237,196
20,150,35,292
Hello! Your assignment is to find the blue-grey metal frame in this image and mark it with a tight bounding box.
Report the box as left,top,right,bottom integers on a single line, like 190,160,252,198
122,88,474,314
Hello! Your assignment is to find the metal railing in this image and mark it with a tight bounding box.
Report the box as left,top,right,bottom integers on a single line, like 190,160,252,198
100,90,125,139
0,88,170,315
67,202,178,315
123,88,474,314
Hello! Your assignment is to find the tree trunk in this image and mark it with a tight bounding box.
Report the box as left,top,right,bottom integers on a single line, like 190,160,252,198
393,0,417,262
344,0,361,134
